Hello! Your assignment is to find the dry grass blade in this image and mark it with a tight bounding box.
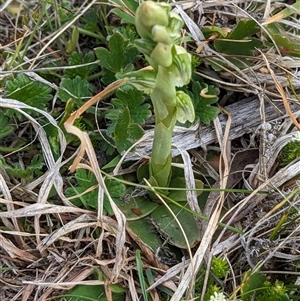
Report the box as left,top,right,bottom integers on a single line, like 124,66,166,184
0,203,93,218
168,106,232,301
0,233,37,261
224,159,300,225
260,51,300,131
176,148,202,216
125,95,300,162
28,0,98,69
0,174,24,247
64,80,128,281
2,0,300,300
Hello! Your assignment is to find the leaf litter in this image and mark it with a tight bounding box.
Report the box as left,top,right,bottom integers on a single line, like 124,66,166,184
1,0,300,300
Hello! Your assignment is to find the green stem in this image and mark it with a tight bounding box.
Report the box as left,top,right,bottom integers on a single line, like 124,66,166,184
150,66,177,188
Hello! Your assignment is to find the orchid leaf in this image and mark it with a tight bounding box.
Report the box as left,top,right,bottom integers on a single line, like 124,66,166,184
150,203,200,248
120,196,159,220
213,20,262,56
127,218,163,252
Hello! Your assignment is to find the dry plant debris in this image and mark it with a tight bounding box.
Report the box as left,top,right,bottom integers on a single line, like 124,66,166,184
1,0,300,301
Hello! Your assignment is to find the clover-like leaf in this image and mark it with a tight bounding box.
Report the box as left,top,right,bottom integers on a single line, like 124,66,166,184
112,85,151,124
188,81,219,124
105,85,150,152
103,177,126,215
65,52,97,79
113,107,144,152
58,76,94,106
5,74,52,117
65,169,125,214
95,32,139,73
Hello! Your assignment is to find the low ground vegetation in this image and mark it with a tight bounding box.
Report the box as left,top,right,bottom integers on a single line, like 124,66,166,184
1,0,300,300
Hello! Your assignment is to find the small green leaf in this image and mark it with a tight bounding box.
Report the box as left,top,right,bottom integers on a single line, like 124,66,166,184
95,32,139,73
127,123,144,140
106,86,150,152
0,154,44,180
65,52,97,79
119,196,159,220
188,81,219,124
111,8,135,24
227,19,260,40
5,74,52,112
241,272,266,301
58,76,94,106
63,284,124,301
213,20,262,56
0,112,13,139
103,177,126,215
66,169,125,214
150,203,200,248
105,177,126,199
75,168,97,188
66,26,79,54
113,107,144,152
112,85,151,124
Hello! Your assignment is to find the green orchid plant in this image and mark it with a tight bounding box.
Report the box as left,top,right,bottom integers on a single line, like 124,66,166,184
123,1,195,190
65,1,195,196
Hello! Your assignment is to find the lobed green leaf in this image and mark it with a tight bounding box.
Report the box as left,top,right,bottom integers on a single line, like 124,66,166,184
188,81,219,124
65,52,97,79
5,74,52,112
95,32,139,73
57,76,94,106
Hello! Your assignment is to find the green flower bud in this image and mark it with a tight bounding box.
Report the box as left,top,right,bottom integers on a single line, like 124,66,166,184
151,25,171,44
150,43,172,68
176,91,195,123
135,1,169,40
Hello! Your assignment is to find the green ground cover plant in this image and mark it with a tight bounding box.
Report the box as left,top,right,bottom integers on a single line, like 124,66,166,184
1,0,300,300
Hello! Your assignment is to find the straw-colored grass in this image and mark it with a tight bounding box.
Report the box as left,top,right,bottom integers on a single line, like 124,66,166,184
1,0,300,300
